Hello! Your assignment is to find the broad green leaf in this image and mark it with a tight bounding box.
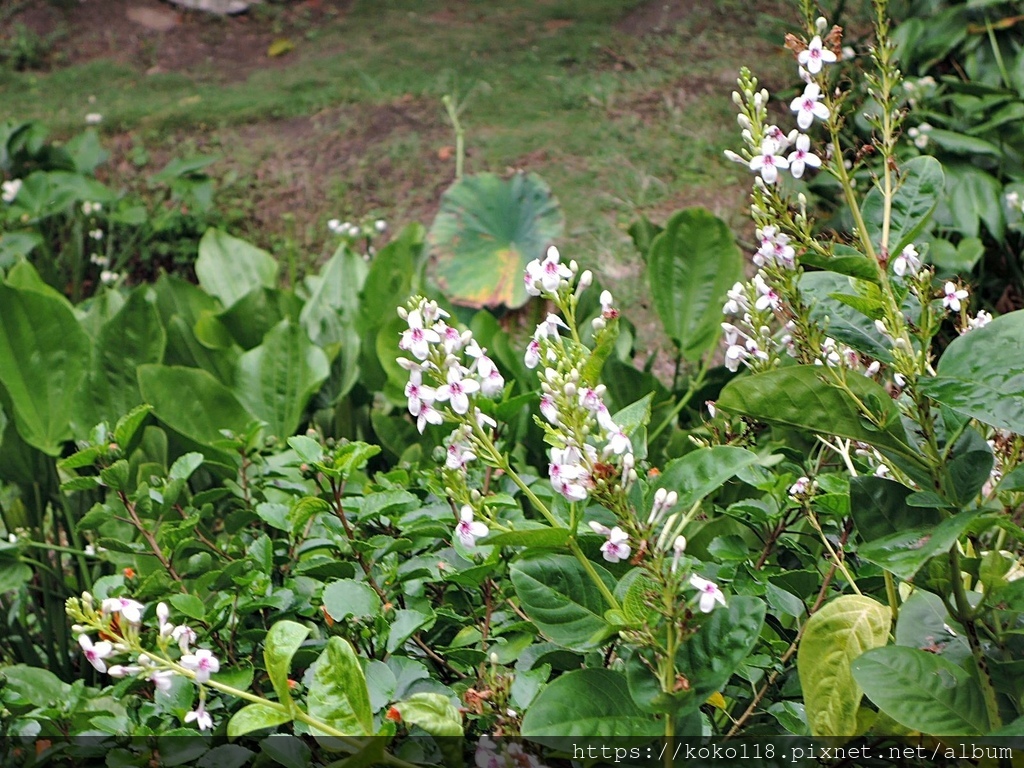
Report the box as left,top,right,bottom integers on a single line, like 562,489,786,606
429,171,564,309
197,745,254,768
300,244,368,348
919,311,1024,434
799,272,894,362
258,735,310,768
481,528,570,548
852,646,989,735
232,319,330,440
0,284,91,454
114,404,154,448
800,244,880,283
894,591,969,664
717,365,922,466
393,692,462,737
521,669,662,741
194,228,278,308
798,595,890,736
0,665,71,708
78,287,166,436
138,365,252,447
263,621,309,712
217,287,303,350
858,510,988,580
306,637,374,736
322,579,382,621
927,237,984,277
647,207,742,361
386,609,434,654
510,553,615,649
653,446,762,509
936,163,1004,240
168,593,206,621
850,476,940,544
153,274,238,384
862,155,944,255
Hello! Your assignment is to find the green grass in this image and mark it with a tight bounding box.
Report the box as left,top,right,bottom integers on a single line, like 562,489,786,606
1,0,794,336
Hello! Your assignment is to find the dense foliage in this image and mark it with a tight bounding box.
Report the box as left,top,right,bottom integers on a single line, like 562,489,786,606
2,1,1024,765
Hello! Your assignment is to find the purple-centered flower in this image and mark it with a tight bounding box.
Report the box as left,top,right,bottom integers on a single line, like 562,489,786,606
689,575,727,613
399,309,440,360
456,505,489,547
787,133,821,179
749,138,789,184
525,245,572,295
524,340,542,369
943,281,969,312
790,83,830,131
78,635,114,673
597,526,631,563
416,401,444,433
797,35,837,74
181,649,220,683
101,597,145,624
435,366,480,415
184,701,213,731
892,244,921,278
404,380,436,417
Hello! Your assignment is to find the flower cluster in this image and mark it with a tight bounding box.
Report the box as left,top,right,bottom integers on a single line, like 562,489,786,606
2,179,21,204
68,593,221,731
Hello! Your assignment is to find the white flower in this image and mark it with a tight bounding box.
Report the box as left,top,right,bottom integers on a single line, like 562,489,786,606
85,113,103,125
446,441,476,470
416,401,444,433
455,505,488,547
753,274,781,311
157,602,172,636
437,322,468,354
689,574,727,613
555,477,589,502
100,270,120,285
755,226,796,269
479,361,504,398
965,310,993,332
184,702,213,731
107,664,142,678
435,366,480,415
172,624,197,654
671,536,687,573
1,179,22,203
473,407,497,430
942,281,969,312
765,125,796,151
89,228,104,241
578,387,604,413
749,138,789,184
524,245,571,295
150,670,175,692
790,83,830,131
102,597,145,624
399,309,441,360
1006,191,1023,213
78,635,114,673
375,219,387,232
725,343,748,372
606,428,631,456
892,244,921,277
524,340,542,369
535,313,568,341
599,527,631,563
180,649,220,683
789,476,812,497
723,282,749,315
539,393,558,424
404,380,436,417
787,133,821,179
797,35,837,74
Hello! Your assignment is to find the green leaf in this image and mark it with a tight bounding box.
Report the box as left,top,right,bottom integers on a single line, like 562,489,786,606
114,404,154,447
654,446,761,509
169,452,204,482
194,228,278,308
647,207,742,361
850,476,941,544
232,319,330,440
322,579,382,621
798,595,891,736
393,692,463,737
717,365,922,466
481,528,570,548
862,155,944,255
919,311,1024,434
78,287,166,436
521,669,661,741
800,244,880,283
510,553,614,649
138,365,252,447
937,163,1004,240
259,735,310,768
386,609,434,654
263,620,310,712
799,272,894,362
306,637,374,736
168,593,206,621
927,237,984,277
0,283,91,454
429,171,564,309
894,591,969,663
852,646,989,735
197,745,254,768
300,244,368,348
858,510,987,580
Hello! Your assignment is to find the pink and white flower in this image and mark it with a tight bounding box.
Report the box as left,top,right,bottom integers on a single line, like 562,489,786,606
539,393,558,424
78,634,114,673
797,35,837,74
790,83,830,131
525,245,572,295
399,309,440,360
184,701,213,731
787,133,821,179
595,526,631,563
749,138,789,184
404,380,436,417
689,575,727,613
455,505,489,547
101,597,145,624
524,340,542,369
435,367,480,415
892,244,921,278
416,401,445,433
180,649,220,683
943,281,969,312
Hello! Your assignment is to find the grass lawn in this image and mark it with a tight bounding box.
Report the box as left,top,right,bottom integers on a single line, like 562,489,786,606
1,0,794,328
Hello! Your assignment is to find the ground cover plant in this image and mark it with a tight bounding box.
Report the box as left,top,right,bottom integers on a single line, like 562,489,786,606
2,0,1024,766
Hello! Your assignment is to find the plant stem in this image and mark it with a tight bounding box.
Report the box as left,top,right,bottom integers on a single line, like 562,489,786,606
949,549,1002,730
805,507,861,595
649,354,712,443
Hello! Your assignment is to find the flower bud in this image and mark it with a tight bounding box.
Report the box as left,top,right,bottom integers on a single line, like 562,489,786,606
737,114,751,129
732,91,743,106
592,317,606,331
815,16,827,33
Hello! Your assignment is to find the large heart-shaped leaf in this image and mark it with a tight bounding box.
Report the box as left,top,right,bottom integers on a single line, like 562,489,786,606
798,595,891,736
510,553,614,649
852,646,989,735
194,228,278,309
429,172,564,309
232,319,330,441
0,282,91,455
521,669,662,741
647,207,742,361
918,310,1024,434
